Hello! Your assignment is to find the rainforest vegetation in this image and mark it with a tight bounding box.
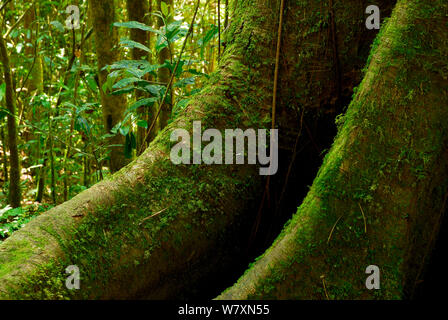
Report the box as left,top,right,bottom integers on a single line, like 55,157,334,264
0,0,447,300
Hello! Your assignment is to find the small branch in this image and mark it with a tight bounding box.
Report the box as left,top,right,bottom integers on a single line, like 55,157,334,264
0,0,12,12
139,207,168,225
327,214,344,244
358,202,367,234
320,275,330,300
272,0,285,130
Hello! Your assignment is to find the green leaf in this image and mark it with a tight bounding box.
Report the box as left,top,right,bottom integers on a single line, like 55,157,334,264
0,82,6,102
137,120,148,129
111,87,135,95
198,25,219,59
102,72,119,93
126,97,158,114
187,69,209,78
172,98,191,118
155,34,169,53
119,39,151,53
161,2,169,17
143,84,164,97
112,77,140,89
120,126,130,136
75,116,91,135
50,21,65,32
0,108,8,119
174,76,196,88
114,21,161,35
86,75,99,91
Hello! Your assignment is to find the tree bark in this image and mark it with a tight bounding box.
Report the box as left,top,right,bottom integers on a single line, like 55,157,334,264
22,5,46,202
218,0,448,300
0,0,395,299
0,36,22,208
89,0,128,173
126,0,152,154
156,0,174,133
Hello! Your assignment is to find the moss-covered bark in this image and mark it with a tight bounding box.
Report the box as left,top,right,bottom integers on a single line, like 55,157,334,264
0,0,395,299
0,0,275,299
218,0,448,300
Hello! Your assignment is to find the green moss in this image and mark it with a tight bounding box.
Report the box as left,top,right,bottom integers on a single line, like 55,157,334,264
219,0,448,300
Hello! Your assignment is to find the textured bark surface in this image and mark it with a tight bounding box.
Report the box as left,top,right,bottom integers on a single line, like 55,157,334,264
126,0,152,153
156,0,174,133
218,0,448,300
23,5,46,202
90,0,128,173
0,0,276,299
0,0,398,299
0,37,21,208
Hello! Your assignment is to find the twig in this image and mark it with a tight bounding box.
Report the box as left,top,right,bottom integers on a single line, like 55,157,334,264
327,214,344,244
139,207,168,224
271,0,285,130
321,275,330,300
358,202,367,234
0,0,12,12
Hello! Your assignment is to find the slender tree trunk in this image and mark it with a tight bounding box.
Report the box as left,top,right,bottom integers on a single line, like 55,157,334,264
156,0,173,133
0,37,21,208
35,158,45,203
0,0,395,299
218,0,448,300
1,126,8,191
47,117,56,204
224,0,229,29
126,0,152,154
23,5,45,203
89,0,128,173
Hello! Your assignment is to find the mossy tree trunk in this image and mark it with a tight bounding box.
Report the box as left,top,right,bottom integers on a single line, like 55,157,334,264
218,0,448,300
0,0,395,299
89,0,128,173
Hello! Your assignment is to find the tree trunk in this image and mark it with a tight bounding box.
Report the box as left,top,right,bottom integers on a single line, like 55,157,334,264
126,0,152,154
0,0,394,299
1,126,8,191
156,0,174,133
89,0,128,173
218,0,448,300
0,37,22,208
23,5,46,202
